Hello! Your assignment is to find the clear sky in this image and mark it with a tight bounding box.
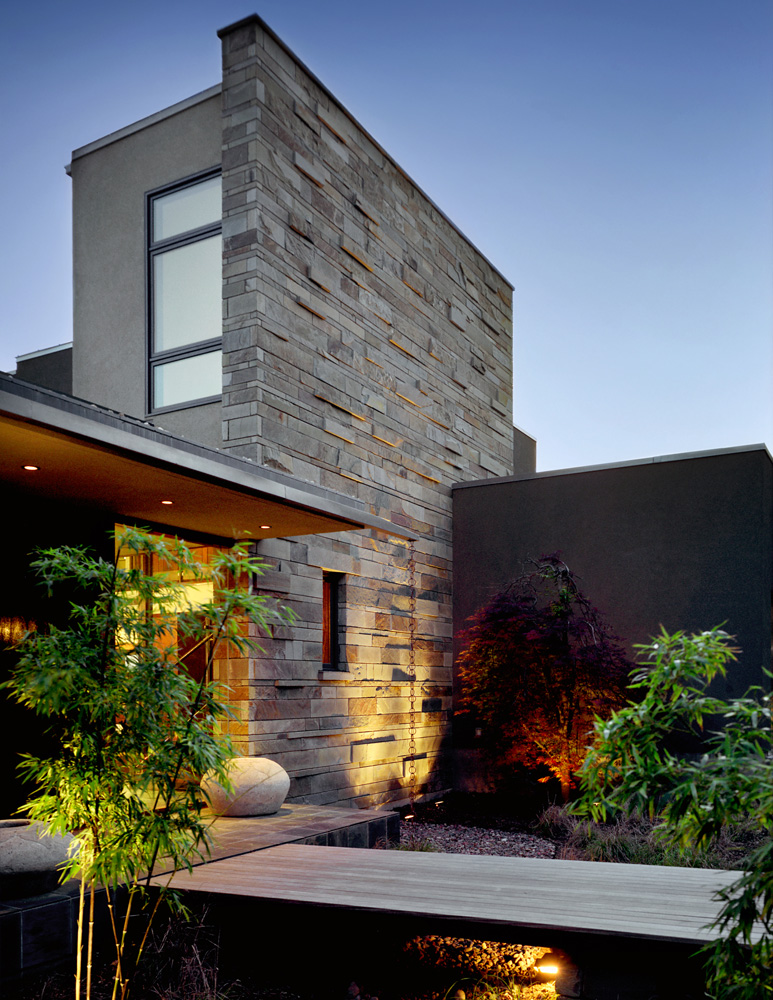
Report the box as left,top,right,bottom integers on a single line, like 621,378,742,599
1,0,770,472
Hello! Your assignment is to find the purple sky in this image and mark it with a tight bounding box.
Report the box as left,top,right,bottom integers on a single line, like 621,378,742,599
1,0,770,472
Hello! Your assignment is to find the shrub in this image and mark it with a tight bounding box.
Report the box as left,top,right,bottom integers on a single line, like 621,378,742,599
537,805,765,868
573,627,773,999
457,555,630,800
3,527,295,1000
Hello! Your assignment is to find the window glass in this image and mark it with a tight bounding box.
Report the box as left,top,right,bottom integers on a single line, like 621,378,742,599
153,235,222,352
153,350,222,409
153,175,221,242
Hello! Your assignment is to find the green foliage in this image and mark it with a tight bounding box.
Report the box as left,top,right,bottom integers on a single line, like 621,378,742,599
573,627,773,999
3,527,295,1000
537,804,765,869
457,555,630,799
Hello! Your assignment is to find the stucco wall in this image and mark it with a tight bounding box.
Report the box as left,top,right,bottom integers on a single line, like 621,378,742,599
70,91,222,448
453,447,773,705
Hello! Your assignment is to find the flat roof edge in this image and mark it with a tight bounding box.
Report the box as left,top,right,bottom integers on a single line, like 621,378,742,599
0,375,417,540
68,85,222,165
452,443,773,490
16,342,73,363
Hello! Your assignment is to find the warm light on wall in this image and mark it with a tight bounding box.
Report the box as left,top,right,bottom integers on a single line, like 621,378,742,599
22,464,39,471
0,617,36,644
161,499,173,505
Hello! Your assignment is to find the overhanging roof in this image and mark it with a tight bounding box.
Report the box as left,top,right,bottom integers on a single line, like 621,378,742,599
0,375,416,542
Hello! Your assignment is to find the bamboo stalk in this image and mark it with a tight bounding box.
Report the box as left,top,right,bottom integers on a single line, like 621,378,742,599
86,881,95,1000
107,885,125,1000
75,877,85,1000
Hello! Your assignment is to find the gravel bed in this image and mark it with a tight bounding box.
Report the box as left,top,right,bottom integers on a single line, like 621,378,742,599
398,820,557,858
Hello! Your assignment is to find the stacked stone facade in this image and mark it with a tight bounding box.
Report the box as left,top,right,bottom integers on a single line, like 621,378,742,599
68,15,513,809
214,17,513,807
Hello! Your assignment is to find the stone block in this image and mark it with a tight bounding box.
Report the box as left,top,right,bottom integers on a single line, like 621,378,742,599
316,102,352,144
308,260,338,293
351,737,396,764
448,303,466,330
19,895,72,969
293,152,326,188
0,905,21,979
346,823,369,849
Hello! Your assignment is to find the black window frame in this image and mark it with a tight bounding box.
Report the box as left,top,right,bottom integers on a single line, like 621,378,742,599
146,167,223,415
322,571,345,671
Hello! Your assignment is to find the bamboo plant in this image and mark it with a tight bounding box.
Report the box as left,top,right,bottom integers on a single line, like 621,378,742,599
3,526,295,1000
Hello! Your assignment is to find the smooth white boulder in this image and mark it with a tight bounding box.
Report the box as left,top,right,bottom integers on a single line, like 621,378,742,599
201,757,290,816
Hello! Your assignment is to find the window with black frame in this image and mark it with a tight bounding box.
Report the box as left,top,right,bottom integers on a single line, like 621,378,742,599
322,571,344,671
147,171,222,412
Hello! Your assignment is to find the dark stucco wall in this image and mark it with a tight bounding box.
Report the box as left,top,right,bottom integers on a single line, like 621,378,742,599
15,347,73,395
453,446,773,702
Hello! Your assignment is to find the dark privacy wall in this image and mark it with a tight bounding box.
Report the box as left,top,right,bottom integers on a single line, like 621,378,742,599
453,447,773,702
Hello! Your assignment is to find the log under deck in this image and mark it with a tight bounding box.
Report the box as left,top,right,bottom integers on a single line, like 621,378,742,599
160,843,747,947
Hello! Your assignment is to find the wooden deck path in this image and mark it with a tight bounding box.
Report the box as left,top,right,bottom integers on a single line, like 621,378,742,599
160,843,748,947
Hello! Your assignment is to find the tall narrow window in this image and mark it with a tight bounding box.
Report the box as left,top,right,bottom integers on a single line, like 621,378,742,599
322,572,343,670
148,171,222,411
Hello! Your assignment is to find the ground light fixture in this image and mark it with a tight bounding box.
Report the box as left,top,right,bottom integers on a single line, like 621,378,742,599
535,951,560,980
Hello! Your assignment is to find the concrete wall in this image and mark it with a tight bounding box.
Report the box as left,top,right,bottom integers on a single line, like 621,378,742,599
453,447,773,703
70,91,222,448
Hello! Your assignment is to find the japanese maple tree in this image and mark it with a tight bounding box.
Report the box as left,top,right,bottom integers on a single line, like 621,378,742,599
457,555,631,800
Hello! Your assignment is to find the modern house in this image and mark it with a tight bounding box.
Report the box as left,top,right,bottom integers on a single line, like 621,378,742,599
1,14,521,815
3,14,770,820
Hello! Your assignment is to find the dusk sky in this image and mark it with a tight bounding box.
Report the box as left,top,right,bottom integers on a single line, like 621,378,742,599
1,0,770,472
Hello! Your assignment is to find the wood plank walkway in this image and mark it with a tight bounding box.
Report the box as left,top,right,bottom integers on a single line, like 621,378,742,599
160,843,748,947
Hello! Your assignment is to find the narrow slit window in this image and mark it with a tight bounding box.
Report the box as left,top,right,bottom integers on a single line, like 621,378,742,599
322,572,343,670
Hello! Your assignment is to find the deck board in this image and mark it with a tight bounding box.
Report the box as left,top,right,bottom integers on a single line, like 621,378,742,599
159,843,748,946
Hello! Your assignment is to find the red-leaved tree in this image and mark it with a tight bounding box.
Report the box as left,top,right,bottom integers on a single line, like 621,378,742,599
457,555,631,801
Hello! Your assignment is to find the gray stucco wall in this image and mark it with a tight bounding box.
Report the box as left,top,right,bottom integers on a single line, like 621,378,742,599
453,447,773,701
70,91,222,448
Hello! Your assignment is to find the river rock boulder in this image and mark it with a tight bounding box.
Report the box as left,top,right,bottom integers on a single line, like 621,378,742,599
201,757,290,816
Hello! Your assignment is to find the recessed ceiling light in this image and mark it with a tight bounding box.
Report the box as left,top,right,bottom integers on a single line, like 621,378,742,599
161,500,173,505
260,524,271,529
22,464,39,471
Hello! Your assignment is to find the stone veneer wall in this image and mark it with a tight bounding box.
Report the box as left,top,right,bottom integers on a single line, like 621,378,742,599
216,16,513,807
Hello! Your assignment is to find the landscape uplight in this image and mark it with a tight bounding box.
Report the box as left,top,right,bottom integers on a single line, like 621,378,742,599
535,951,560,979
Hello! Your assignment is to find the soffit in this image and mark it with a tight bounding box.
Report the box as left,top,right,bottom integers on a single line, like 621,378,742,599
0,381,415,543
